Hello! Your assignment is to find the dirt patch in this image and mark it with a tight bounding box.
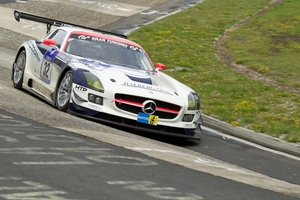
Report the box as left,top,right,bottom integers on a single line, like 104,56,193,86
270,34,300,45
214,0,300,95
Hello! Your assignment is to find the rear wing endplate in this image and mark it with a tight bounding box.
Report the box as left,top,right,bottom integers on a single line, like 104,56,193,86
14,10,127,39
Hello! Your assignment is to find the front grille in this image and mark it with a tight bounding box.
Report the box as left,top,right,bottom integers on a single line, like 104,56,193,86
114,94,181,119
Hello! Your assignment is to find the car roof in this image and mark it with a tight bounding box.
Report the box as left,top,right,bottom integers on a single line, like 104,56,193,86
58,27,142,48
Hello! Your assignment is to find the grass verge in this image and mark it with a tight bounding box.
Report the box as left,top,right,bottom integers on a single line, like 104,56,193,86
129,0,300,142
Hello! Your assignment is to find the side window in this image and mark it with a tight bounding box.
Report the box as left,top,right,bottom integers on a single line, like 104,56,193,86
48,29,67,49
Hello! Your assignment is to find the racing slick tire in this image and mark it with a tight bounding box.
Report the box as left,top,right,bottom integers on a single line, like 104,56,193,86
12,50,26,89
57,70,73,111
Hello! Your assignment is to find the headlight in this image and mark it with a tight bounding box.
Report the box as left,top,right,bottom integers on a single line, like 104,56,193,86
188,92,200,110
83,71,104,92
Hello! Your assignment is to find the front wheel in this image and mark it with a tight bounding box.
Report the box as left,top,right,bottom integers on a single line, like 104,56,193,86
12,50,26,89
57,70,73,111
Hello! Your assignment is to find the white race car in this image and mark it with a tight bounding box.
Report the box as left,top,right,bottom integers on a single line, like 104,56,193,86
12,10,203,139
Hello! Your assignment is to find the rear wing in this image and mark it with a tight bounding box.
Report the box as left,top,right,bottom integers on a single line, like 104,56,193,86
13,10,127,39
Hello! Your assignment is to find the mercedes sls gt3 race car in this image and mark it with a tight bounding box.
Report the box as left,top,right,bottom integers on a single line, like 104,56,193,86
11,10,203,139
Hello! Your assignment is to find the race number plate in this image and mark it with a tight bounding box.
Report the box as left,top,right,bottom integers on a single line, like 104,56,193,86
40,48,58,84
137,112,158,125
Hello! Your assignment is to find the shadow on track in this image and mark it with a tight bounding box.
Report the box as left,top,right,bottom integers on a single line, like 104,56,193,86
102,122,201,147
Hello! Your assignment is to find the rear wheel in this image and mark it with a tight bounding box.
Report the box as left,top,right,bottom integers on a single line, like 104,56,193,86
12,50,26,89
57,70,73,111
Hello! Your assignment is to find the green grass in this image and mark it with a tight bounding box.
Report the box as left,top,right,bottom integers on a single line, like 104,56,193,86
226,0,300,88
129,0,300,142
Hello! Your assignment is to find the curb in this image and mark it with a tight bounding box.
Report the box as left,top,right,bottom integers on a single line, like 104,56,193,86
202,114,300,157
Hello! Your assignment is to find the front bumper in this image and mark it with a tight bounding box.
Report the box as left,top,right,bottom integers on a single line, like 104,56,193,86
68,102,202,140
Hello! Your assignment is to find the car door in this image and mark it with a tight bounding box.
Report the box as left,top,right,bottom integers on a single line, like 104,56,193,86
37,29,68,99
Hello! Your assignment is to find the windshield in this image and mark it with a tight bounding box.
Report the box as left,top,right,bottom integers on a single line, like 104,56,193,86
65,33,155,71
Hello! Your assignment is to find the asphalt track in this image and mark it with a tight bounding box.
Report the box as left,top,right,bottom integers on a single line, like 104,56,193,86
0,0,299,157
1,109,299,200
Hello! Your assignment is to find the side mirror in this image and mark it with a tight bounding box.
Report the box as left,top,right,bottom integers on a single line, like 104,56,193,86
155,63,166,71
43,39,56,46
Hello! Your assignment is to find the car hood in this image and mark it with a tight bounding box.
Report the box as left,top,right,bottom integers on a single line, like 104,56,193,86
76,59,193,98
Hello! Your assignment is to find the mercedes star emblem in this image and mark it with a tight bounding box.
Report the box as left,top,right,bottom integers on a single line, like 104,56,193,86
142,100,156,114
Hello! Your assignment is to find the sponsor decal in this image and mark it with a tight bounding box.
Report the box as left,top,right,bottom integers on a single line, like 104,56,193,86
137,112,158,125
184,124,194,127
53,22,73,28
129,46,138,51
126,75,152,85
79,59,110,71
56,53,70,63
44,48,59,62
68,61,78,70
122,82,172,95
75,85,87,92
71,34,144,53
78,35,91,40
26,41,41,62
91,37,128,48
